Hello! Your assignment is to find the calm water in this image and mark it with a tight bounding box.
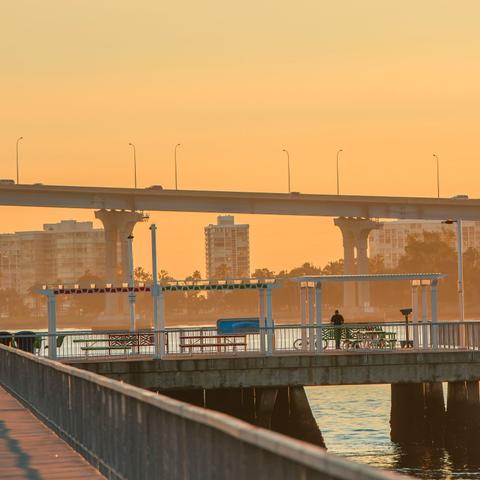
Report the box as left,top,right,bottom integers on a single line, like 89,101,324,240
306,385,480,480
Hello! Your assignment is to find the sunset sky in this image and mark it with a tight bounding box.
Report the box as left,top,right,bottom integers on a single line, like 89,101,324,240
2,1,480,278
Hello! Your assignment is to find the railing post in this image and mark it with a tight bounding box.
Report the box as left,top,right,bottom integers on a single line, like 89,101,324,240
47,291,57,360
259,288,266,354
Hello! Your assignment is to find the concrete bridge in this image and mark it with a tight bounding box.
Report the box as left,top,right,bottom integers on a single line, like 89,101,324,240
1,184,480,220
2,183,478,317
0,344,408,480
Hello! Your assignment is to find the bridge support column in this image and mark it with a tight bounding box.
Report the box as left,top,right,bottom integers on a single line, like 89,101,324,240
355,230,371,308
334,217,380,313
94,209,145,328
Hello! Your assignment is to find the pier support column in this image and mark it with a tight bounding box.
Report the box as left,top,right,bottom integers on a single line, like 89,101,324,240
256,387,279,428
94,209,146,327
446,381,468,449
287,387,326,448
164,386,326,449
390,383,425,444
466,381,480,444
424,382,446,445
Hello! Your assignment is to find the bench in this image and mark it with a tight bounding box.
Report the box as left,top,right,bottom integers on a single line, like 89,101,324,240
179,334,247,353
81,345,132,355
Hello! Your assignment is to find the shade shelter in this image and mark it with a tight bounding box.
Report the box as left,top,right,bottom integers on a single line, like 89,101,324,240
291,273,446,352
39,278,280,359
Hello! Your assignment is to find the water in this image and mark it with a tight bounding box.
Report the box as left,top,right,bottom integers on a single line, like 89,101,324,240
306,385,480,479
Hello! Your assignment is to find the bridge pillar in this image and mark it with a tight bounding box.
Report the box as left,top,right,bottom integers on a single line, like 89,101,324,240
334,217,381,312
355,230,371,308
94,209,146,328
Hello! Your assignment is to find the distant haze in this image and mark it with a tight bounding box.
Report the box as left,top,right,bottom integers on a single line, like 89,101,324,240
2,1,480,277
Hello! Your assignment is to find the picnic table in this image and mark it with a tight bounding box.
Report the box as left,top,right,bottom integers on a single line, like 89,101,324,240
293,326,397,350
179,333,247,353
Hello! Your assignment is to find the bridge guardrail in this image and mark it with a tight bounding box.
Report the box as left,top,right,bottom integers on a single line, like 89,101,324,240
0,344,409,480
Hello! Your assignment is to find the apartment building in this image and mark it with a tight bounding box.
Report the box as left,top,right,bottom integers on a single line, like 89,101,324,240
369,219,480,269
0,220,105,293
205,215,250,279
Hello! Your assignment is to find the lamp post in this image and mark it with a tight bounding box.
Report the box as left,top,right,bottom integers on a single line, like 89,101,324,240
129,143,137,188
16,137,23,184
174,143,181,190
443,219,464,322
282,149,291,193
433,154,440,198
336,149,343,195
127,234,136,332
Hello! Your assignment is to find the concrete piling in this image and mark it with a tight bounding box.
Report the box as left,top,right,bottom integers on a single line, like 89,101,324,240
390,383,426,444
424,382,445,445
162,385,326,448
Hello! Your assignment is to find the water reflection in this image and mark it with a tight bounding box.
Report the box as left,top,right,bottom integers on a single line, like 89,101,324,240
306,385,480,480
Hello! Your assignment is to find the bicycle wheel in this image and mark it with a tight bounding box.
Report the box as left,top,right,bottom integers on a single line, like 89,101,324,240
293,338,306,350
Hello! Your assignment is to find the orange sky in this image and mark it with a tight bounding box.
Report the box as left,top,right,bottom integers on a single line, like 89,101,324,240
2,1,480,278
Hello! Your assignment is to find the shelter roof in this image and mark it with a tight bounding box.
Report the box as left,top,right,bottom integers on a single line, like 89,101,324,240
291,273,446,283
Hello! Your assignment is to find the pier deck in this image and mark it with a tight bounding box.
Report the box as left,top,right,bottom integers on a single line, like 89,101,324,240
0,386,103,479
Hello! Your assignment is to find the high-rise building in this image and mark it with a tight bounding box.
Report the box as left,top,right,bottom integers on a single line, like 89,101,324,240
369,219,480,269
205,215,250,279
0,220,106,294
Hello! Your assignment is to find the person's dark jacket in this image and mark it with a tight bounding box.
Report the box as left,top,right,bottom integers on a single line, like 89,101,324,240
330,313,344,326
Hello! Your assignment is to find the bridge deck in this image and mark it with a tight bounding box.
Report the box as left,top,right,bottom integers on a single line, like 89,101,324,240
0,386,103,479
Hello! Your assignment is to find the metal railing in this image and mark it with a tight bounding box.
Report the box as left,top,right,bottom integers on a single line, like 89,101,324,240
0,344,408,480
1,321,479,360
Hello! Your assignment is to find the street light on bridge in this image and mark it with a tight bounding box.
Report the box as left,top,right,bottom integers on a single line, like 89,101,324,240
336,149,343,195
174,143,181,190
129,143,137,189
16,137,23,185
442,219,464,322
282,149,291,193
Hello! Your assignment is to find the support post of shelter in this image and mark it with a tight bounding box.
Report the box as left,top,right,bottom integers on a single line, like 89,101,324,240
315,283,323,352
47,292,57,360
411,283,419,348
307,286,315,352
300,285,307,351
431,280,439,348
266,287,274,355
258,288,266,353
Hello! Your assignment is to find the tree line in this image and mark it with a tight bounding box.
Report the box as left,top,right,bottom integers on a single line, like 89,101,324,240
1,231,479,326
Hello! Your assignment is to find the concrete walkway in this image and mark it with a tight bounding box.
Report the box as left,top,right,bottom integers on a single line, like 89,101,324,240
0,386,103,479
